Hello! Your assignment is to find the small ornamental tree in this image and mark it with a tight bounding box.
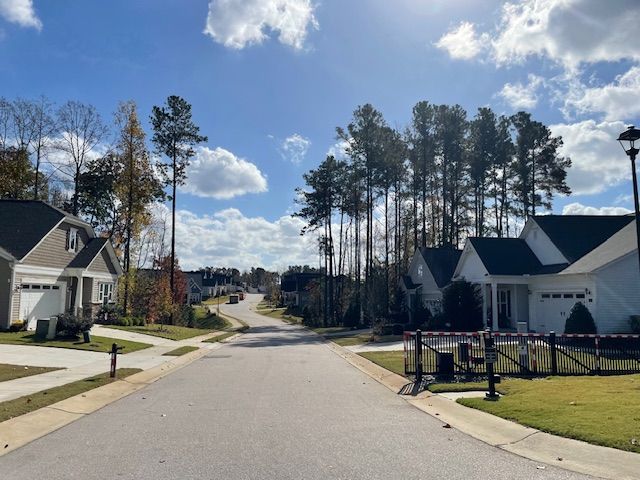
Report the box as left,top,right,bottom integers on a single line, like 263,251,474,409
442,280,483,332
564,302,597,334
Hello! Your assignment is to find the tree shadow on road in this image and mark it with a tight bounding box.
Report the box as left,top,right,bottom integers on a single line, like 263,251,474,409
225,324,326,348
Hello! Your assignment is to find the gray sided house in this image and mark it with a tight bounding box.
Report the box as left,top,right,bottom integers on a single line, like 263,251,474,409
454,215,639,333
401,247,462,317
185,271,203,304
0,200,123,330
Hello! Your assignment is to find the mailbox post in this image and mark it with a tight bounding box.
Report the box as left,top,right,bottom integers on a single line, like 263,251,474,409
110,343,124,378
483,331,500,401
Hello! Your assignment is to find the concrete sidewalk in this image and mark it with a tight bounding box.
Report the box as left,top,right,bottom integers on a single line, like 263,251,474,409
0,331,230,403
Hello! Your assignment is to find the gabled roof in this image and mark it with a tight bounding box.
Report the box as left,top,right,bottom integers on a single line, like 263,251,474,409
401,275,420,290
185,271,203,289
469,238,542,275
532,215,634,263
561,221,638,274
67,238,108,268
0,200,69,260
418,247,462,288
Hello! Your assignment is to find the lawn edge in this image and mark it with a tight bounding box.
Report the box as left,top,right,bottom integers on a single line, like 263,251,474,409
0,343,219,457
311,325,640,480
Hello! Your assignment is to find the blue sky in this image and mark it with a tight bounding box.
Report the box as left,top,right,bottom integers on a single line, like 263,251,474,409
1,0,639,270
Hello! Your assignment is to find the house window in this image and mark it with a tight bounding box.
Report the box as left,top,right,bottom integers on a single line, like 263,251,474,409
98,283,114,305
498,289,511,318
417,265,423,278
67,228,78,253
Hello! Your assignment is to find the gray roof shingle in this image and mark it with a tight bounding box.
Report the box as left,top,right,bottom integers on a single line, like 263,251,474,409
418,247,462,288
533,215,634,263
67,237,108,268
0,200,68,260
469,237,542,276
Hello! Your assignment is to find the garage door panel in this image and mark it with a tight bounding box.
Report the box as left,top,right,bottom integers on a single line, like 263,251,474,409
536,292,586,333
21,283,64,329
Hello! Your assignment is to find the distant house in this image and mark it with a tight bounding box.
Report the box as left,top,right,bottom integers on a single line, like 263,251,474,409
185,271,203,304
0,200,123,330
201,271,233,298
401,247,462,316
454,215,639,333
281,272,321,308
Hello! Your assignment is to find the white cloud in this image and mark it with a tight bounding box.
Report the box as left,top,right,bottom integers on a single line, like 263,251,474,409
562,202,632,216
437,0,640,69
326,139,350,161
0,0,41,30
497,74,544,109
203,0,318,50
563,66,640,121
280,133,310,164
435,21,488,60
550,119,631,195
168,205,318,271
180,146,268,199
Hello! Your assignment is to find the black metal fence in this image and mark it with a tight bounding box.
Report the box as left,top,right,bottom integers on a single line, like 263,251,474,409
404,330,640,379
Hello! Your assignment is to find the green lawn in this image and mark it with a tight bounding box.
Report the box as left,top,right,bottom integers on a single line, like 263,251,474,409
358,351,406,376
256,307,303,324
162,346,200,356
332,332,374,347
0,363,61,383
428,381,493,393
204,331,238,343
0,368,142,423
311,326,355,335
0,332,151,354
458,375,640,453
202,295,230,306
105,324,216,341
193,306,232,330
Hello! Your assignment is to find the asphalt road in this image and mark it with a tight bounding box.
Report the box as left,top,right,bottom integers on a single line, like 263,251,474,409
0,294,593,479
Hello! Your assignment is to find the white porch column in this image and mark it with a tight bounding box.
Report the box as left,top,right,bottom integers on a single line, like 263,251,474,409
74,275,83,317
491,281,499,331
482,284,488,328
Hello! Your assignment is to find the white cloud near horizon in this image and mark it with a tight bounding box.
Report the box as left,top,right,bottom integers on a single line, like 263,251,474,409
280,133,311,164
180,146,268,199
0,0,41,30
169,206,318,271
550,119,631,195
497,74,544,109
203,0,318,50
562,202,632,216
436,0,640,69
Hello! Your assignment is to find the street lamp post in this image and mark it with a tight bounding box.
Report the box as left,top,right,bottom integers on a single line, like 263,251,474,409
617,125,640,274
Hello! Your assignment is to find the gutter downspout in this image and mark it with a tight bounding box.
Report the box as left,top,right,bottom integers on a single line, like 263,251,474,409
7,262,16,329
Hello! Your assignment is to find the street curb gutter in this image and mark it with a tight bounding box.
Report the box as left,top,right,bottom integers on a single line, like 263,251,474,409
321,334,640,480
0,343,223,457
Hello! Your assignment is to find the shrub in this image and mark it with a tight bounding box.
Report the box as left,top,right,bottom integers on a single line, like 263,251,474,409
442,280,483,331
391,323,404,336
95,304,121,325
409,300,432,330
564,302,597,334
56,313,94,337
9,321,26,332
630,315,640,334
343,301,361,328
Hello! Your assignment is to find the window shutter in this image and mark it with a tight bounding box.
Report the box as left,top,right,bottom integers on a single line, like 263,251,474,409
66,230,70,251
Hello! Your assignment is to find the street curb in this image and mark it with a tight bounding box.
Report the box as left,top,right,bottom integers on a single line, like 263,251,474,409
318,331,640,480
0,343,223,457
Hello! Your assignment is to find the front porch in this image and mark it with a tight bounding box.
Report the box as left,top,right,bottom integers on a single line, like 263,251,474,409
478,279,529,332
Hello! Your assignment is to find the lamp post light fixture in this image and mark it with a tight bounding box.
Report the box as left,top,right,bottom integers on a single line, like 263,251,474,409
617,125,640,274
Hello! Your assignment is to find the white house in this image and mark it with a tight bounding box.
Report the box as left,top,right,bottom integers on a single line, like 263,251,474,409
401,247,461,315
453,215,639,333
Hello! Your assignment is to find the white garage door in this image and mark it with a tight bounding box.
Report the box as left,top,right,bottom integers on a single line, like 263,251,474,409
535,292,587,333
20,284,64,329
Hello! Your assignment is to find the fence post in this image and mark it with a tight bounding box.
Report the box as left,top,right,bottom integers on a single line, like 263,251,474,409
549,331,558,375
594,336,601,374
415,329,423,385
